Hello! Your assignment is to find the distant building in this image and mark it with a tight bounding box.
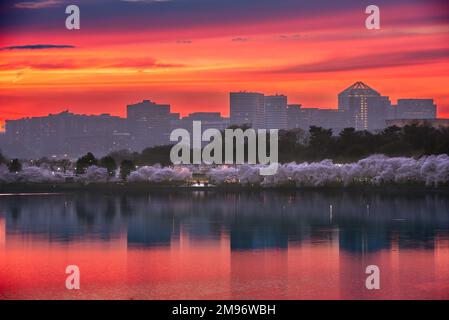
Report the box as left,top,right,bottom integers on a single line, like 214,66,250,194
286,105,350,134
264,95,287,130
230,92,265,129
177,112,229,134
386,118,449,128
127,100,172,151
169,112,181,130
287,104,302,130
390,99,437,120
338,82,391,131
299,108,350,134
4,110,127,158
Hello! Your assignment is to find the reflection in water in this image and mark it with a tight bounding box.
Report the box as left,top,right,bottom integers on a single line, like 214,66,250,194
0,190,449,299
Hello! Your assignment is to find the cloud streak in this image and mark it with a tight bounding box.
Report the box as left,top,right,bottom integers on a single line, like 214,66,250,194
267,48,449,74
1,44,76,50
15,0,63,9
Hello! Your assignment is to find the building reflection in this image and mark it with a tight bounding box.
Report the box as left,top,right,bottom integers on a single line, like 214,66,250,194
1,190,449,299
0,190,449,253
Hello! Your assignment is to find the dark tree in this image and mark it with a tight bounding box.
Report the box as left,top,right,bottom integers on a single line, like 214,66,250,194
8,159,22,173
107,149,138,165
120,159,134,181
0,150,7,165
100,156,117,177
75,152,97,175
57,159,72,173
137,146,173,166
307,126,334,159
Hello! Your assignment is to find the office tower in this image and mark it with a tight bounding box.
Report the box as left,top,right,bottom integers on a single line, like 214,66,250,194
338,82,391,131
265,94,288,130
394,99,437,119
230,92,265,129
127,100,172,151
287,104,302,129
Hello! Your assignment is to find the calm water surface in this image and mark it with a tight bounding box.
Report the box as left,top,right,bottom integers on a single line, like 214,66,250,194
1,190,449,299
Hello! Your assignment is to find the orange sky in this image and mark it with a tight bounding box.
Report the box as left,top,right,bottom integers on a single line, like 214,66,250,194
1,0,449,130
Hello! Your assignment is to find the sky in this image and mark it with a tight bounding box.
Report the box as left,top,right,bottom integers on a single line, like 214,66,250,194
1,0,449,129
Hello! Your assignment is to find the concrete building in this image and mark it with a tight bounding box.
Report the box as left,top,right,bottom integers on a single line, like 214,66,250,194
338,82,391,131
264,95,288,130
299,108,350,134
230,92,265,129
287,104,303,130
127,100,172,151
4,111,127,158
391,99,437,120
177,112,229,134
286,105,350,134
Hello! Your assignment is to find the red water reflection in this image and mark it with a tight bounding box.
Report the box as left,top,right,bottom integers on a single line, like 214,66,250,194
1,226,449,300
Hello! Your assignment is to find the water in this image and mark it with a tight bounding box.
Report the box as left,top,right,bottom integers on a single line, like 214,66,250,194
0,189,449,300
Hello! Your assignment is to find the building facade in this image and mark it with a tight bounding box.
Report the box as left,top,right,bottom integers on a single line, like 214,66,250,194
264,95,288,130
127,100,172,151
391,99,437,120
4,111,127,158
176,112,229,134
230,92,265,129
286,104,302,130
338,82,391,131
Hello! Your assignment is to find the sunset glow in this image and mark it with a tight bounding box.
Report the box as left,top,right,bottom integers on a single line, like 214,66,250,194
1,0,449,129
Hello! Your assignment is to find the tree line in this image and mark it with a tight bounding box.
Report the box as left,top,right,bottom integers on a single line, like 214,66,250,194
1,124,449,177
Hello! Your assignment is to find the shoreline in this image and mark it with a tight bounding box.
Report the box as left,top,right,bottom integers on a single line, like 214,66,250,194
1,182,449,194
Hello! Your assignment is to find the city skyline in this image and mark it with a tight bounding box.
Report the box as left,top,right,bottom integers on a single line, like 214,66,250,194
1,0,449,129
0,80,441,124
2,0,449,303
0,81,442,159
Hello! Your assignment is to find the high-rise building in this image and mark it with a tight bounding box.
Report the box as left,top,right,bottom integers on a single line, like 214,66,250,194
230,92,265,129
265,95,287,130
338,82,391,131
127,100,172,151
393,99,437,120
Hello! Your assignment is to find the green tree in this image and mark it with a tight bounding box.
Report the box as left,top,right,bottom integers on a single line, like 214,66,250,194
100,156,117,177
75,152,97,175
120,159,134,181
8,159,22,173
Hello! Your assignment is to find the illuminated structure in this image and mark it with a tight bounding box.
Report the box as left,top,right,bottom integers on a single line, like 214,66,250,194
338,82,391,131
